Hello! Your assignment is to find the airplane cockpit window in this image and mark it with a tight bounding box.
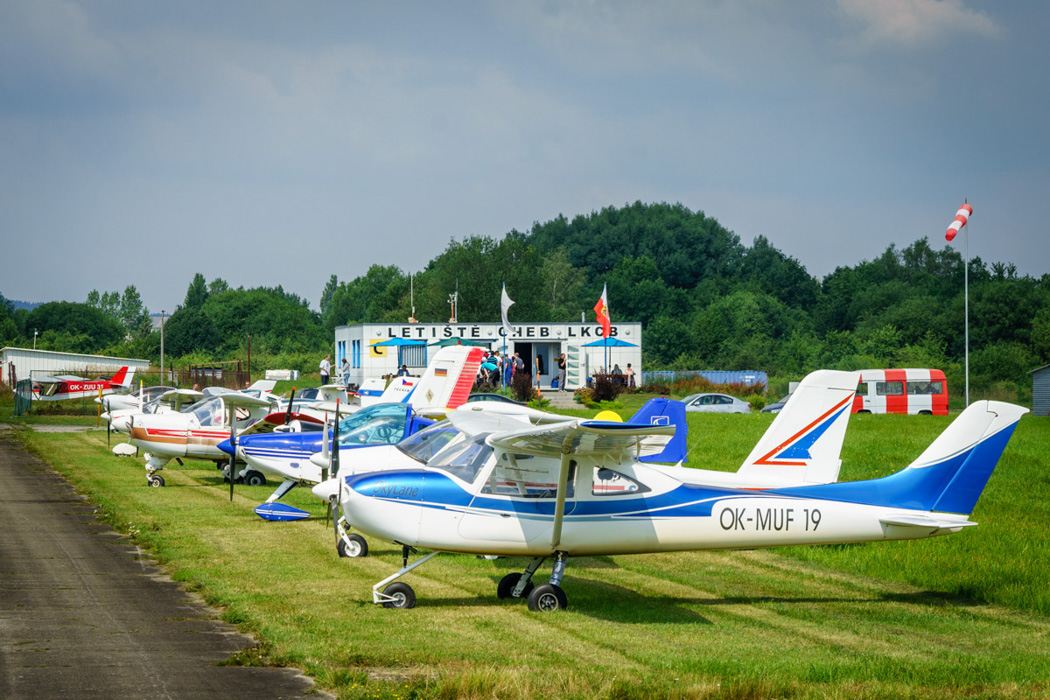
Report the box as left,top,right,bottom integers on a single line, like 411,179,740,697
481,455,574,499
338,412,406,446
337,403,408,433
428,434,493,483
191,397,224,427
591,467,649,497
397,421,459,464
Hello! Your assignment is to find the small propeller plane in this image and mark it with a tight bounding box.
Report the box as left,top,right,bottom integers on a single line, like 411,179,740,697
314,369,862,557
103,388,205,435
128,388,278,487
330,393,1027,612
222,345,487,520
33,366,136,401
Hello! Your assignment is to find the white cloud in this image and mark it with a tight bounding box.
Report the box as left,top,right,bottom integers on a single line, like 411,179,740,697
836,0,1003,48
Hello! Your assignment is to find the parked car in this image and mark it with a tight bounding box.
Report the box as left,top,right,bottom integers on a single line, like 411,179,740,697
682,393,751,414
761,394,791,413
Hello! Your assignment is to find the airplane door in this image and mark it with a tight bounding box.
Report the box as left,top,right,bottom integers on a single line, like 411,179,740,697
457,457,577,544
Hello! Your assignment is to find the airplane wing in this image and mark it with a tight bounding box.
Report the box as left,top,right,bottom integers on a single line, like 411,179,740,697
309,400,360,416
158,388,205,412
487,420,676,461
221,392,275,408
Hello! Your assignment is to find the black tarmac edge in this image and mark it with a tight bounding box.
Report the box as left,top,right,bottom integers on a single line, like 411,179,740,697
0,427,330,699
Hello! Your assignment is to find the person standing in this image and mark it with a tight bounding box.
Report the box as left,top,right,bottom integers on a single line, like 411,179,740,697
625,362,636,388
319,354,331,385
340,357,350,388
557,353,567,391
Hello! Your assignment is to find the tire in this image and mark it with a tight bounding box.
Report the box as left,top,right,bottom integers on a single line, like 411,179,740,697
337,533,368,558
244,471,266,486
382,582,416,609
527,583,568,612
497,573,535,600
148,474,165,488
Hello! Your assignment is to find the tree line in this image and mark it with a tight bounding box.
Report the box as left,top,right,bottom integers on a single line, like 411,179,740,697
3,201,1047,397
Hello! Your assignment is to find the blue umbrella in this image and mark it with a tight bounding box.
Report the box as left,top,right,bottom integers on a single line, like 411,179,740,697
582,337,638,347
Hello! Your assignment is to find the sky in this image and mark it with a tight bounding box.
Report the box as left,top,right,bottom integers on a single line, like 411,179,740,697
2,0,1047,315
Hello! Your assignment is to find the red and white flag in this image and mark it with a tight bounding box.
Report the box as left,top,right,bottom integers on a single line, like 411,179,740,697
946,202,972,242
593,283,611,338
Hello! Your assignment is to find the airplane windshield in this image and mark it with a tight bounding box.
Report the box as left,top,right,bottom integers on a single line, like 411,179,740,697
336,403,409,447
191,396,225,427
428,434,493,483
396,421,459,464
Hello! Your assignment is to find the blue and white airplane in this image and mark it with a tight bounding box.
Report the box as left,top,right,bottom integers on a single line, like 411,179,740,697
330,396,1027,611
221,345,487,520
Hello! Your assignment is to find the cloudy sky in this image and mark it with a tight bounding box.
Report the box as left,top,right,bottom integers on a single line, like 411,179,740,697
2,0,1046,314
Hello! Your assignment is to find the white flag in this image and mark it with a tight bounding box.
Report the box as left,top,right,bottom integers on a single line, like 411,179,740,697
500,283,515,338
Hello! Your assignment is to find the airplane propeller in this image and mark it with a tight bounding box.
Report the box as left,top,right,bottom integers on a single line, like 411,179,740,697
285,386,296,427
228,403,237,501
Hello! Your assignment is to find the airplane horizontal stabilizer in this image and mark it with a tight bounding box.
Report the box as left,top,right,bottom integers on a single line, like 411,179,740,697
254,502,311,521
879,515,976,530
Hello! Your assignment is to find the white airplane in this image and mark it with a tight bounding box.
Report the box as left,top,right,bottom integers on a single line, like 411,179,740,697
329,397,1027,611
33,366,136,401
223,345,488,520
128,388,278,487
103,388,205,435
96,384,175,413
313,369,862,555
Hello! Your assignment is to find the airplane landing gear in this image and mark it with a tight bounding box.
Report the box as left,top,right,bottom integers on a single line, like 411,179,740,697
243,470,266,487
381,582,415,609
505,552,570,612
371,546,438,609
528,583,567,612
147,474,165,488
337,533,368,558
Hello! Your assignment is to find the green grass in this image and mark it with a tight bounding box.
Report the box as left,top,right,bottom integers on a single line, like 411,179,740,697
6,411,1050,699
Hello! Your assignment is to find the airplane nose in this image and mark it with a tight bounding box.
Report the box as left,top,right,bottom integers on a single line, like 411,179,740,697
217,438,234,456
100,411,112,422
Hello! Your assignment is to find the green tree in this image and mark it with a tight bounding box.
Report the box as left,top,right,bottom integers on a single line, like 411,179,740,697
25,302,124,352
184,273,209,310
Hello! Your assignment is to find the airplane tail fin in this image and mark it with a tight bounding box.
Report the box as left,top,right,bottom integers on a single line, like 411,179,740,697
779,401,1027,515
111,366,134,388
628,397,688,464
407,346,485,411
738,370,859,485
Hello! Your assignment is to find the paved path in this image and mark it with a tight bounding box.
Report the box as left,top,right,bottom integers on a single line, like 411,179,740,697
0,431,325,699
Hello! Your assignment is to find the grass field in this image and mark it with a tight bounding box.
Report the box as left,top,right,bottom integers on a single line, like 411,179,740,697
6,407,1050,699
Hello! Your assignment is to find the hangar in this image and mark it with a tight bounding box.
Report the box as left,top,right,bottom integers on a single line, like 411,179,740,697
0,347,150,387
334,321,643,391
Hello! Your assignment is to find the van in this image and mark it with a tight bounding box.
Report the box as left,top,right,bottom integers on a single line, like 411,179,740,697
851,369,948,415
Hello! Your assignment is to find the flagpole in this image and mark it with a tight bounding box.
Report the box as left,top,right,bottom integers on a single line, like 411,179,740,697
965,212,970,407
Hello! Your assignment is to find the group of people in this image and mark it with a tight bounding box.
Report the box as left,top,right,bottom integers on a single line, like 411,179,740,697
474,350,570,392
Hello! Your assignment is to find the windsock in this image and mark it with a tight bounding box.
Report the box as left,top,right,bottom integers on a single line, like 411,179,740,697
946,203,972,242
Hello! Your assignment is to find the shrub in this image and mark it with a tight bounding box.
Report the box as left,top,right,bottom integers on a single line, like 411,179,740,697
590,373,623,403
510,371,536,403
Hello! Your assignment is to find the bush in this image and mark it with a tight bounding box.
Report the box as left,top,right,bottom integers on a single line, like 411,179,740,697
590,374,623,403
510,371,536,403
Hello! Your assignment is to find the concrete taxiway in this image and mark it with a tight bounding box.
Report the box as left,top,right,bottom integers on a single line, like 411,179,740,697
0,429,325,699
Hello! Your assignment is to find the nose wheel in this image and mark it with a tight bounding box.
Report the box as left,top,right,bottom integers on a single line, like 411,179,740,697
147,474,165,488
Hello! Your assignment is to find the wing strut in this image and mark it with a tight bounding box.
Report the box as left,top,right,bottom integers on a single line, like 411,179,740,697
551,435,574,549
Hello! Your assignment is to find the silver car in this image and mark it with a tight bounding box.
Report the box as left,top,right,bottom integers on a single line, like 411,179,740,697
682,393,752,414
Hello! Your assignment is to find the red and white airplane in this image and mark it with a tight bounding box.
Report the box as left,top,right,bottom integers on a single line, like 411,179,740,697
33,366,136,401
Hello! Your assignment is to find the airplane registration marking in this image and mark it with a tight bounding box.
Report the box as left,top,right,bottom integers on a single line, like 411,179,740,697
719,506,821,532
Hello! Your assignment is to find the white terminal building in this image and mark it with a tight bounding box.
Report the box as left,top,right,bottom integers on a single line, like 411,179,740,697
334,321,642,390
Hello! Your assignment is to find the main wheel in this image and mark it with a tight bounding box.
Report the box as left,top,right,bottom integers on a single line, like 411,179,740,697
337,533,368,558
528,583,568,612
244,470,266,486
148,474,165,488
382,582,416,609
497,572,535,600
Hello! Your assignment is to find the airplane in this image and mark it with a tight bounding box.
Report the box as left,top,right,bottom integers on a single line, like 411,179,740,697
221,345,487,520
329,397,1027,611
96,384,175,413
103,388,205,435
128,388,278,487
32,366,136,401
313,369,862,556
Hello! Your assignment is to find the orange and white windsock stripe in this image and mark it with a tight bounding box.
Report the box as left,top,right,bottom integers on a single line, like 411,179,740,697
945,203,972,242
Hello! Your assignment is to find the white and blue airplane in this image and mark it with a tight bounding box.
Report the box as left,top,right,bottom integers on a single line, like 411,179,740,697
328,395,1027,612
222,345,488,520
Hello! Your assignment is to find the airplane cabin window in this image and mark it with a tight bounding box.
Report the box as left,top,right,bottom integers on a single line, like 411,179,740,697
397,421,459,463
592,467,649,497
481,458,574,499
429,434,493,483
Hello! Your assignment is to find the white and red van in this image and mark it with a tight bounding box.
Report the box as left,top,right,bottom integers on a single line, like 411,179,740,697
851,369,949,416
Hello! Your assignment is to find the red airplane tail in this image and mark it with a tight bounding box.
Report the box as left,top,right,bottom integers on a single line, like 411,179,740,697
110,366,135,388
